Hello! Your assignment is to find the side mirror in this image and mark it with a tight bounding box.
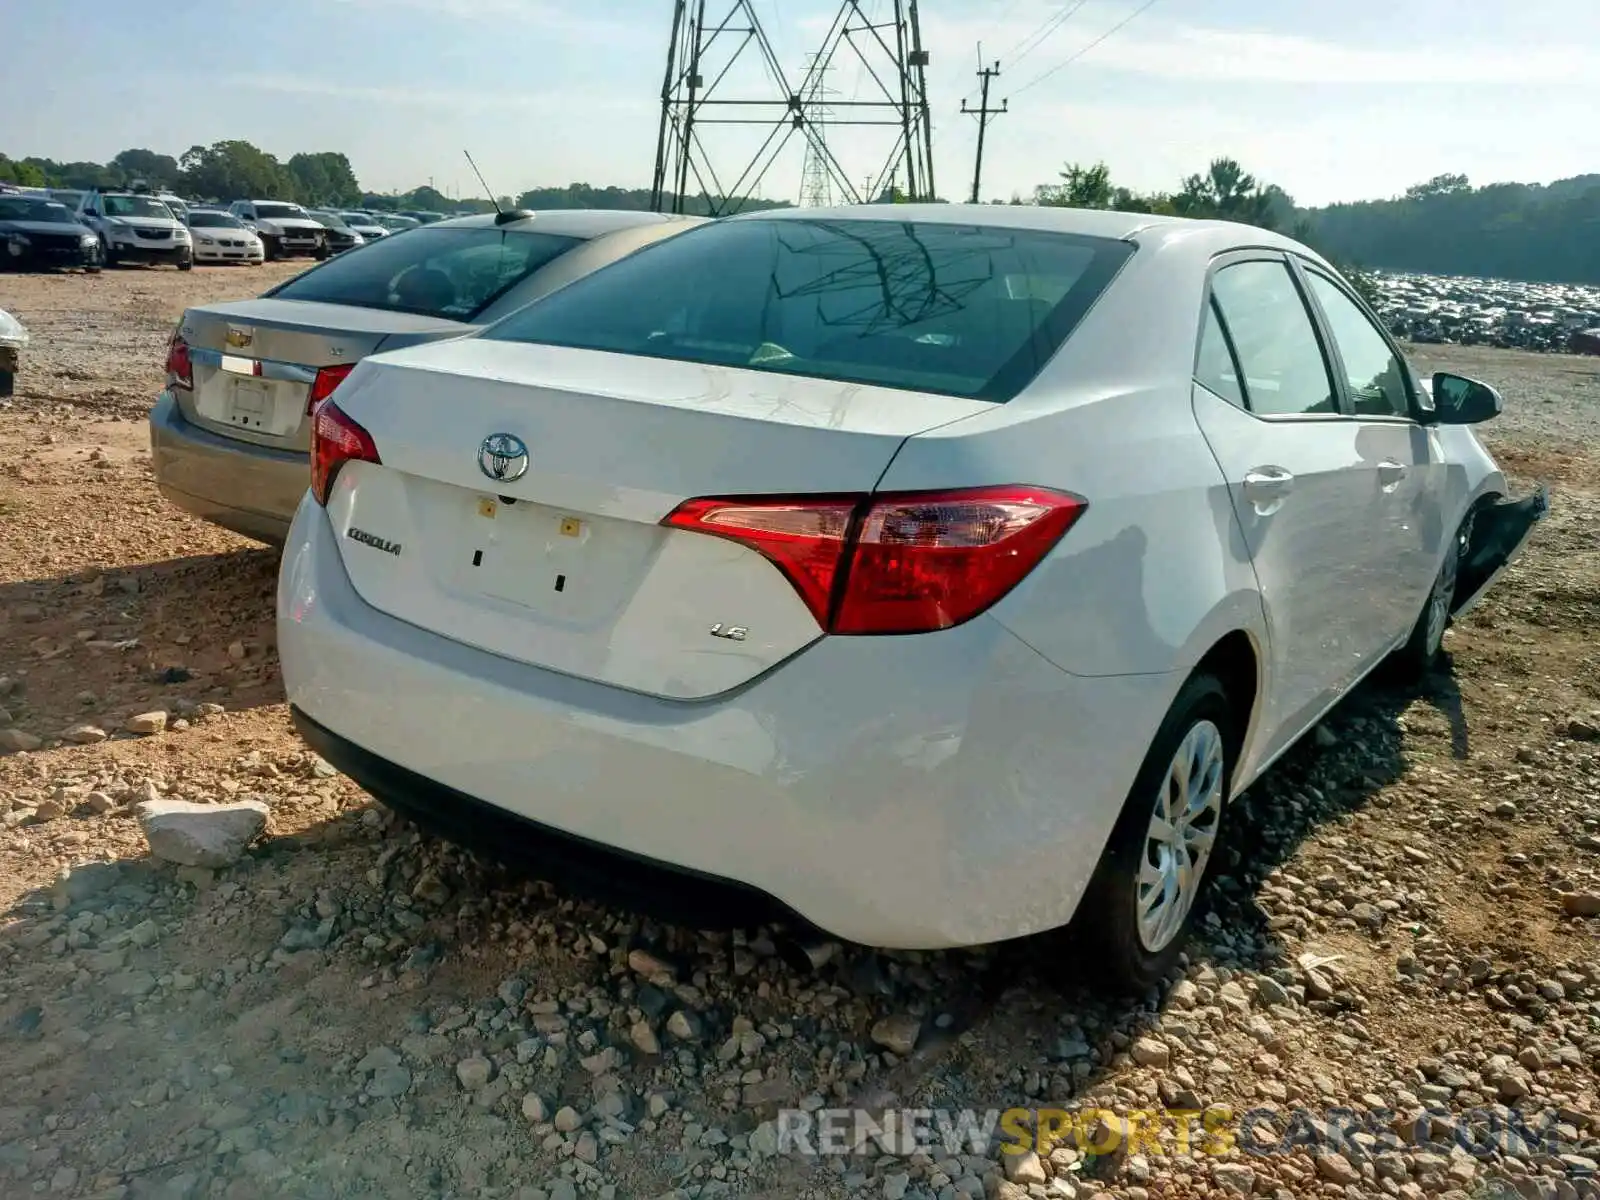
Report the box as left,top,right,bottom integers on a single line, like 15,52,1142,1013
1428,372,1502,425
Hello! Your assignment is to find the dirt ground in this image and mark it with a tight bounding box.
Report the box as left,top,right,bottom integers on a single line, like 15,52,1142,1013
1,265,1597,1200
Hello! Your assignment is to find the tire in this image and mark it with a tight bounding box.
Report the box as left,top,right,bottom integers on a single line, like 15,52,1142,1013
313,242,330,261
262,236,279,262
1072,673,1238,994
1389,512,1474,683
100,236,118,269
177,254,193,272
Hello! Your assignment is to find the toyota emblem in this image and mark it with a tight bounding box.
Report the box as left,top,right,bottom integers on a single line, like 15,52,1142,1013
478,433,529,483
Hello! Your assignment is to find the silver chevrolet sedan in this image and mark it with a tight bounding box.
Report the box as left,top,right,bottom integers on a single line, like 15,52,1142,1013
150,209,707,543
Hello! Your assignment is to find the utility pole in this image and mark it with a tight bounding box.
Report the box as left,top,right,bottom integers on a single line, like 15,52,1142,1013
960,60,1006,204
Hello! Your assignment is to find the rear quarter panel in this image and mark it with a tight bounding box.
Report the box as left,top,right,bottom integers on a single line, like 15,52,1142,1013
878,384,1265,680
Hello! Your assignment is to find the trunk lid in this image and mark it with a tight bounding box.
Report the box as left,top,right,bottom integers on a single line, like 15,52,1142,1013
323,338,994,699
176,298,467,451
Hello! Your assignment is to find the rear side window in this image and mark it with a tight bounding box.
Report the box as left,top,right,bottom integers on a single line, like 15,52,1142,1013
480,217,1135,402
266,227,584,320
1195,297,1245,408
1210,260,1336,417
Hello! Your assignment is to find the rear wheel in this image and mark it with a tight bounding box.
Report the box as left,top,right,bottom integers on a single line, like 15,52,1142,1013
1073,674,1236,994
1390,512,1473,682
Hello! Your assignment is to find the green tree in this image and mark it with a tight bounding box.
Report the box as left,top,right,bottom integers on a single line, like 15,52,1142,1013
0,155,48,187
1037,161,1114,209
1172,158,1277,228
110,148,179,189
286,152,362,206
179,140,296,202
1403,173,1470,201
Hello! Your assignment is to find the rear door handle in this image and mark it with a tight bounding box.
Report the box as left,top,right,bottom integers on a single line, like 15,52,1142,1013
1378,459,1408,491
1242,466,1295,515
1243,466,1295,493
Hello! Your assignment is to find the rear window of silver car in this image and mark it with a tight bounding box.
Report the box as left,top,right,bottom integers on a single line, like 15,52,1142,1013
479,217,1134,402
264,227,584,321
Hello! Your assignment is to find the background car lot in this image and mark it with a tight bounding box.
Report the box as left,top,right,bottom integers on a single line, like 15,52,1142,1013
0,264,1598,1198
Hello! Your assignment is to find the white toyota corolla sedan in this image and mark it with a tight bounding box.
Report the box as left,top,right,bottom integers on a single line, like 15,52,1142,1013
276,204,1547,987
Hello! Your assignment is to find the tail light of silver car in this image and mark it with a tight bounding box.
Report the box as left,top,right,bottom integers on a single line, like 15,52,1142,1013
165,331,193,391
662,486,1087,635
310,399,380,506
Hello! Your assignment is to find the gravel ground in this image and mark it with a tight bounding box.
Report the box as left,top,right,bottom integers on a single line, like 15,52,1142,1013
1,267,1598,1200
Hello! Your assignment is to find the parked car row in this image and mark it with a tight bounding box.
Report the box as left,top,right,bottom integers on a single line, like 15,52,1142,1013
141,201,1549,982
0,182,428,274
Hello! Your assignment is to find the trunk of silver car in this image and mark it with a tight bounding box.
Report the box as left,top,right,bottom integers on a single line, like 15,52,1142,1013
175,299,467,451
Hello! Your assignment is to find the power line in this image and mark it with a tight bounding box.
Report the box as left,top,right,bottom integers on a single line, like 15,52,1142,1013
1003,0,1093,74
959,0,1090,104
1008,0,1162,98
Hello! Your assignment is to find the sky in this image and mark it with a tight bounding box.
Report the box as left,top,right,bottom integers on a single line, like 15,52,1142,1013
5,0,1599,208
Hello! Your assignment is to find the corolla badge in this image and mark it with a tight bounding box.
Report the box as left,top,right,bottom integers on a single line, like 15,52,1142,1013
478,433,529,482
225,325,253,350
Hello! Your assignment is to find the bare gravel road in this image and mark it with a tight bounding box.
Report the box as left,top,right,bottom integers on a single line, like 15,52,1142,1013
1,266,1598,1200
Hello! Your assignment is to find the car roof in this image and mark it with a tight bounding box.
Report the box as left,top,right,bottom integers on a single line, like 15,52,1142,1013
724,201,1315,256
428,209,708,238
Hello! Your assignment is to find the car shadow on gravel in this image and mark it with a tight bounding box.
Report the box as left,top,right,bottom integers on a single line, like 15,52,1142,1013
0,653,1487,1199
0,548,283,740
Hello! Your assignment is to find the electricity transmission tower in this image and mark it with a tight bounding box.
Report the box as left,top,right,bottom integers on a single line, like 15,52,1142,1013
650,0,937,216
797,53,836,207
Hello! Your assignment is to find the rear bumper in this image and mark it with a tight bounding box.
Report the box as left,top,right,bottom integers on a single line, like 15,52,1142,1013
277,497,1181,949
148,391,306,544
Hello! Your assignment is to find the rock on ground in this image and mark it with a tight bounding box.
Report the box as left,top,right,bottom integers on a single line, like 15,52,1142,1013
136,798,270,867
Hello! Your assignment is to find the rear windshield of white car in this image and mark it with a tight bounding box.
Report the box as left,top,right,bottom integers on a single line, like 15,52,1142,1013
188,212,245,229
263,226,584,321
480,217,1134,402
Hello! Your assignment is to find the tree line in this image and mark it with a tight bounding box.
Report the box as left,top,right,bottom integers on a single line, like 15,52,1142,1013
1025,156,1380,305
1,143,363,208
1022,160,1600,287
1306,172,1600,286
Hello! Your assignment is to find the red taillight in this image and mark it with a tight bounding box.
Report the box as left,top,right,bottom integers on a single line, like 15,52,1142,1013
310,399,380,506
307,363,355,414
662,485,1085,635
664,496,859,622
166,332,193,391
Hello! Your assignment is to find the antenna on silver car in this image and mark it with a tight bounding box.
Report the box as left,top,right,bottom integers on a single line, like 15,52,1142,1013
464,150,533,227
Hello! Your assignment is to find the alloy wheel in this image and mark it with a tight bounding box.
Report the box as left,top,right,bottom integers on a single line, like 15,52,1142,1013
1136,718,1226,952
1425,514,1471,655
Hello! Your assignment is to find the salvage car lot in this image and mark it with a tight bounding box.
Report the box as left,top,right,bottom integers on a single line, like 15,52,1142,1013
1,265,1599,1200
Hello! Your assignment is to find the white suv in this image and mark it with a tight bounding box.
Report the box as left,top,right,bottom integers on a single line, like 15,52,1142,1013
77,191,192,270
229,200,329,261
